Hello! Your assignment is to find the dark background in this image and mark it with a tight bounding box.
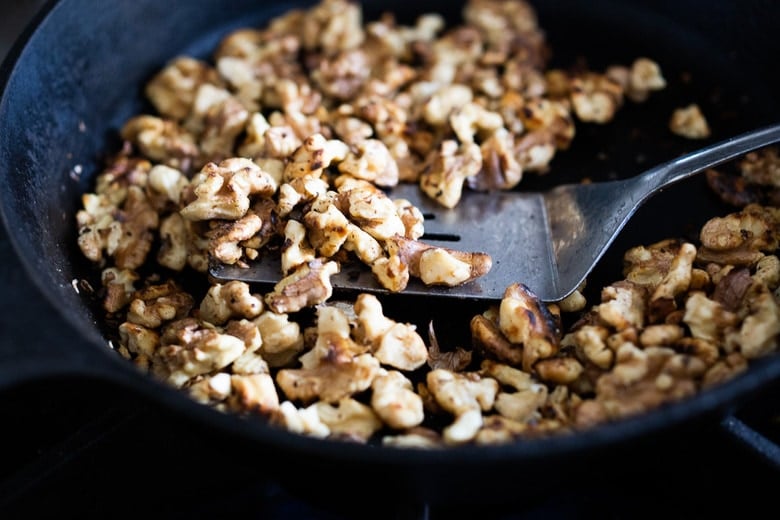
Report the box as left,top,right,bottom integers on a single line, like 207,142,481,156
1,1,779,519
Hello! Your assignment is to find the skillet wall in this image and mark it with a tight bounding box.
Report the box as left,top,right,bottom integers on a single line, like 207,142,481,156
1,0,780,510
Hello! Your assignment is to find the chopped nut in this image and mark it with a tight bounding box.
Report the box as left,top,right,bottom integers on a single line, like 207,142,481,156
276,352,381,404
228,373,280,414
199,281,264,326
669,104,710,140
385,235,492,287
313,398,383,442
126,280,194,329
371,370,425,429
180,158,277,221
499,283,560,371
155,318,247,387
255,310,304,367
265,258,340,313
419,140,482,208
338,139,400,187
626,57,666,103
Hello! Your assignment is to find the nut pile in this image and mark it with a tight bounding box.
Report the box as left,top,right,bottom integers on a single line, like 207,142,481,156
75,0,780,447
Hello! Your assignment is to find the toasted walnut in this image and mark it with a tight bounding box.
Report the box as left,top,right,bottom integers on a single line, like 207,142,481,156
299,304,365,369
371,370,425,429
185,83,250,161
337,139,399,187
626,57,666,103
281,219,316,274
199,281,264,326
518,98,575,150
753,255,780,291
467,128,524,192
595,281,647,331
354,294,428,371
623,238,685,290
301,0,364,53
419,140,482,209
145,56,220,120
558,283,587,312
473,415,534,446
569,72,624,123
155,213,187,271
381,427,444,449
101,267,139,313
423,84,474,126
343,223,384,264
480,359,548,421
648,242,697,322
669,104,710,140
570,325,612,369
385,235,492,287
118,321,160,359
471,313,522,366
126,280,194,329
313,397,383,442
499,283,560,371
702,353,749,388
587,344,704,423
337,177,406,240
426,368,499,444
373,322,429,371
231,349,270,375
120,115,200,173
697,204,780,265
639,324,685,347
240,114,303,160
417,248,483,287
76,186,159,270
393,199,425,240
353,293,395,343
284,133,349,181
303,203,350,257
188,373,233,406
227,373,280,414
727,288,780,359
92,150,151,202
205,211,263,265
154,318,247,387
535,356,583,385
682,292,738,344
273,401,330,438
331,116,373,147
147,164,189,208
739,147,780,187
255,310,304,367
265,258,340,314
180,158,277,221
276,352,381,404
449,102,504,144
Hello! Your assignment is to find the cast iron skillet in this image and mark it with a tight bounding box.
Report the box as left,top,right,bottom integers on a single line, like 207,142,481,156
1,0,780,511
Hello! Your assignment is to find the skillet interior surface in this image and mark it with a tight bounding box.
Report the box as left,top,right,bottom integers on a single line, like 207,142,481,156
1,0,780,508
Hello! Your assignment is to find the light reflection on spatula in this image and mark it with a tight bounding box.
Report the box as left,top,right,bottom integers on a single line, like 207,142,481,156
211,123,780,302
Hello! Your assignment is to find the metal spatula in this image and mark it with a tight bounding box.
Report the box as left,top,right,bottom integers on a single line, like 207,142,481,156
211,123,780,302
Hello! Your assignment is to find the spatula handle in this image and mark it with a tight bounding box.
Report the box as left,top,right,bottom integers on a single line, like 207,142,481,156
641,123,780,191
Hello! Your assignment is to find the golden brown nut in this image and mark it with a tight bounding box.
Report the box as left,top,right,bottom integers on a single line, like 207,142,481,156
265,258,340,314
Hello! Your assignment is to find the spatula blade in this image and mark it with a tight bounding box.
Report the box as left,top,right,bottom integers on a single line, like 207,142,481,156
209,184,556,301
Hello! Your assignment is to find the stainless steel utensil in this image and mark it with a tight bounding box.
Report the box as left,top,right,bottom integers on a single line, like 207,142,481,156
210,123,780,302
